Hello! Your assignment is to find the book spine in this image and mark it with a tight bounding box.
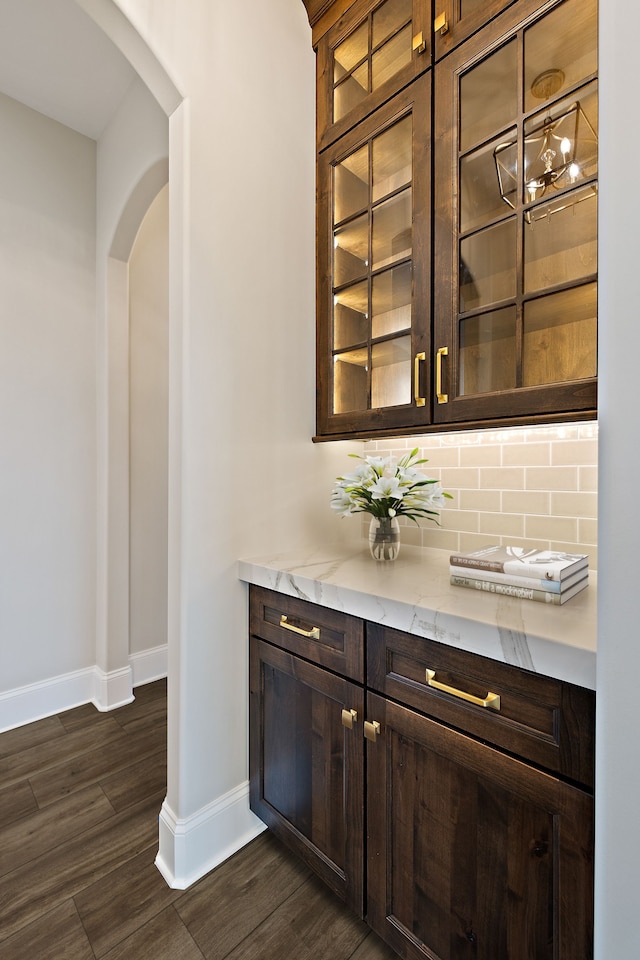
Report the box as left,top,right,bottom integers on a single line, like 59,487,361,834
449,565,563,593
450,575,569,604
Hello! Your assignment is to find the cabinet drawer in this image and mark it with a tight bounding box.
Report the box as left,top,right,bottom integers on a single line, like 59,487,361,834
250,585,364,683
367,622,595,787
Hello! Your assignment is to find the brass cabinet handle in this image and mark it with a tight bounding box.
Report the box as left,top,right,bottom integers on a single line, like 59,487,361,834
279,614,320,640
434,12,449,35
436,346,449,404
342,708,358,729
414,352,426,406
412,31,426,54
426,669,501,711
364,720,381,742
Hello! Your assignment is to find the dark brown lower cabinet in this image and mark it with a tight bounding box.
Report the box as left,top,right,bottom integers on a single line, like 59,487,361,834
365,692,593,960
249,635,365,914
248,585,594,960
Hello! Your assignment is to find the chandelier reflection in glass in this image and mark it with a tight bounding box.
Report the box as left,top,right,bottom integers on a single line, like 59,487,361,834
493,69,598,213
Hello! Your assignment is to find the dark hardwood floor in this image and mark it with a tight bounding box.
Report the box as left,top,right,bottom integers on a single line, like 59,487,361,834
0,679,396,960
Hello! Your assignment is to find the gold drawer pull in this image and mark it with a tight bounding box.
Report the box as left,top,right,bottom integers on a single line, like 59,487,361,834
342,708,358,729
426,669,501,711
414,352,426,406
436,346,448,404
412,31,426,54
434,12,449,35
279,614,320,640
364,720,381,742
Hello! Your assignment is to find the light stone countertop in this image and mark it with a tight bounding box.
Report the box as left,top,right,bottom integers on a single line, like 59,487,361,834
238,542,596,690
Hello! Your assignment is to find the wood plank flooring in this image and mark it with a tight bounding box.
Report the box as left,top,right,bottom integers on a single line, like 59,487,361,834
0,679,397,960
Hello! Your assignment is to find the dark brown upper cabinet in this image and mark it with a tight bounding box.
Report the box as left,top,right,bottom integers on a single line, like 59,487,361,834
315,0,431,152
304,0,598,440
433,0,598,427
316,72,431,439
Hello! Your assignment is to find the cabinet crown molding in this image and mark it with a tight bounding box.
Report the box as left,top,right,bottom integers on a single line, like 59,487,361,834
300,0,359,44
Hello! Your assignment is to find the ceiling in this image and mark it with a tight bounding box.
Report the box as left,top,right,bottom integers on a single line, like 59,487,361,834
0,0,136,140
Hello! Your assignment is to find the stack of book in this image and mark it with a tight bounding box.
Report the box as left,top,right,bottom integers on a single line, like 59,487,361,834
449,545,589,605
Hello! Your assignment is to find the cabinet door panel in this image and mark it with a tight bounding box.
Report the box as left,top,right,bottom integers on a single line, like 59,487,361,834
316,0,431,152
366,693,593,960
433,0,598,427
249,638,365,914
317,72,431,439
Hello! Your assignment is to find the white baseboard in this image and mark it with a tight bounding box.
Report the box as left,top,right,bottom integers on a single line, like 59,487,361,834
0,644,168,732
0,666,97,732
93,664,135,712
155,781,267,889
130,644,168,687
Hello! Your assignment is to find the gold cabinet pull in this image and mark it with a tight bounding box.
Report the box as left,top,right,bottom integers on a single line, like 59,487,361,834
412,31,426,54
342,708,358,729
434,12,449,35
279,614,320,640
426,669,501,711
364,720,381,742
414,352,426,406
436,346,448,404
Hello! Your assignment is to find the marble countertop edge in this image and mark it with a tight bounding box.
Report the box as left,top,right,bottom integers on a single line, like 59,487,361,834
238,543,597,690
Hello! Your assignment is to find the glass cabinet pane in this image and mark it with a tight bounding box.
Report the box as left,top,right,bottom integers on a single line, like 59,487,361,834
372,190,412,270
460,308,517,395
335,63,369,122
460,220,517,312
334,22,367,81
334,215,368,286
335,146,369,223
461,131,516,232
372,0,412,46
460,41,517,152
372,116,412,201
523,82,598,207
334,282,369,350
372,264,411,337
372,25,412,90
371,336,411,407
523,284,597,386
524,186,597,293
524,0,597,115
334,348,368,414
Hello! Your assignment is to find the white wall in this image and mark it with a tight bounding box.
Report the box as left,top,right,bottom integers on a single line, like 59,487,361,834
594,5,640,957
94,74,169,687
129,183,169,656
0,92,97,694
105,0,361,886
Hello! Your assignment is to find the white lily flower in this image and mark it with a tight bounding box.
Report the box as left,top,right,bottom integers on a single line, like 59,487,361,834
331,450,451,526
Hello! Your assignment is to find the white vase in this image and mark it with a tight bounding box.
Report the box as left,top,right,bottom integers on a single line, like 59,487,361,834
368,516,400,561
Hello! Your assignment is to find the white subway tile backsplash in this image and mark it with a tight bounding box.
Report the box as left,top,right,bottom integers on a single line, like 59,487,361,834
362,420,598,569
458,488,502,512
551,491,598,519
526,466,579,491
526,514,578,543
502,442,551,467
479,512,525,538
480,466,525,490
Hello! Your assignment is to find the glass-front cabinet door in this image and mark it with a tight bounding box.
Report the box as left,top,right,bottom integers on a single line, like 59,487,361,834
433,0,597,426
316,0,430,151
316,73,430,438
